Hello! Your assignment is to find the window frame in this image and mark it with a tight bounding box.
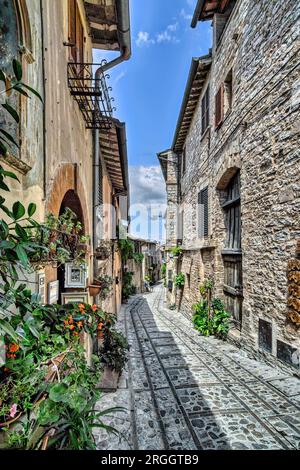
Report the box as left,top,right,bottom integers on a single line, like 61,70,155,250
201,86,210,136
215,84,224,129
198,186,209,238
222,171,241,251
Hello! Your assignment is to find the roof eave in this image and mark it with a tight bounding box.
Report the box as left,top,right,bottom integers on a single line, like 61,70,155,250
191,0,205,28
171,54,212,153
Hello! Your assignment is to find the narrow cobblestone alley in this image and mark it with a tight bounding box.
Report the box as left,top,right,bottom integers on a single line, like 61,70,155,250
94,284,300,450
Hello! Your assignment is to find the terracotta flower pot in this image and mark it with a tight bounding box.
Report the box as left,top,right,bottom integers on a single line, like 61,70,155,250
97,366,120,392
88,285,101,297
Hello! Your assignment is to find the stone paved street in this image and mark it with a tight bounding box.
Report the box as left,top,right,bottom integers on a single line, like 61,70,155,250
94,284,300,450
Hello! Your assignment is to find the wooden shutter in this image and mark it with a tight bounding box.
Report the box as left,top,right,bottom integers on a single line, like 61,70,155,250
215,84,224,128
76,7,84,64
199,187,209,237
68,0,76,43
69,0,77,62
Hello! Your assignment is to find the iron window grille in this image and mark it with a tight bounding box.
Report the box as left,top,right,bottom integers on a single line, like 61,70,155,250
198,186,209,238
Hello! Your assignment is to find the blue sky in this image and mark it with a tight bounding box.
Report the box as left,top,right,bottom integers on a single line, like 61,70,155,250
94,0,212,240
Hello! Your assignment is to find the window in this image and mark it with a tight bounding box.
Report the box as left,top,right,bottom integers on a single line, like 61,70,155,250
224,69,233,116
198,186,209,238
223,172,241,249
215,84,224,128
68,0,84,64
201,86,210,135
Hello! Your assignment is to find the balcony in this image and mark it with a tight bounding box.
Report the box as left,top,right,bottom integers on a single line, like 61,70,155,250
67,61,116,130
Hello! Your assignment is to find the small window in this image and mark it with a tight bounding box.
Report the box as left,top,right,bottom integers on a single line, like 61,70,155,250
198,187,209,238
215,84,224,128
224,69,233,116
201,86,210,135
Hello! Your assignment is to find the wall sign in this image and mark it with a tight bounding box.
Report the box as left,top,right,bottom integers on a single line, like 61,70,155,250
65,263,87,289
37,273,46,304
61,292,89,305
48,281,59,304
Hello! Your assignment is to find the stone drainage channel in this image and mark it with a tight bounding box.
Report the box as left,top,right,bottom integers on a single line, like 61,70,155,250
94,284,300,450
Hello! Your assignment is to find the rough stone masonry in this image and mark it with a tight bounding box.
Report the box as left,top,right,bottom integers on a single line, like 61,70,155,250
159,0,300,373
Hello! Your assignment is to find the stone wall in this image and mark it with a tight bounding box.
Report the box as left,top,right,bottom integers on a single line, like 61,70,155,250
176,0,300,371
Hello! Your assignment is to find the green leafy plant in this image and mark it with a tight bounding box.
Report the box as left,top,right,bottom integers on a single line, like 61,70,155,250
93,275,113,300
132,252,144,264
0,59,42,157
170,246,183,257
99,329,129,374
122,271,135,300
118,239,134,262
193,279,230,338
0,59,123,451
174,272,185,288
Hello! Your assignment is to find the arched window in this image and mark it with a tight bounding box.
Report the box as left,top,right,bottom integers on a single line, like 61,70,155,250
222,171,243,328
0,0,20,71
0,0,21,147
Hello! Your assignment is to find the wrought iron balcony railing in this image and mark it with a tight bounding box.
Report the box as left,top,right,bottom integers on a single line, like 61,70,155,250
67,61,116,130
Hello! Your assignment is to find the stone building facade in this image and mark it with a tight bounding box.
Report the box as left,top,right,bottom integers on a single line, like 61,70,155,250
159,0,300,372
0,0,131,315
127,236,163,293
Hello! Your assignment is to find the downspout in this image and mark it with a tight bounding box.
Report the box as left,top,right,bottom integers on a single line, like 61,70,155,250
40,0,47,200
93,0,131,282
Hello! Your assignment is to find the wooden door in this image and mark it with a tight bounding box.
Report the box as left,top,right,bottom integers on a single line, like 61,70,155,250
222,171,243,329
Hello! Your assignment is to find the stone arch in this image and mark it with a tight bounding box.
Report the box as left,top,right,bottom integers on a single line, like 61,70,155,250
215,151,241,190
46,163,90,235
216,165,240,191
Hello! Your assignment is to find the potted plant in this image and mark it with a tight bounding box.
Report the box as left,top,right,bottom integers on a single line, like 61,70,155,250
94,241,111,260
97,329,129,391
88,280,102,297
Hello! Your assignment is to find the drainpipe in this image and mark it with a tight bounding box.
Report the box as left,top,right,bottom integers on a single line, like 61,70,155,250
93,0,131,279
40,0,47,200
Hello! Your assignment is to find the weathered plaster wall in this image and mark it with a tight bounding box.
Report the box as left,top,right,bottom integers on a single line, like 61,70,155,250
1,0,44,222
176,0,300,370
43,0,93,239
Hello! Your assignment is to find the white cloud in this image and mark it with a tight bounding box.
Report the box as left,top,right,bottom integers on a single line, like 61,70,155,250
180,8,193,21
167,22,178,32
129,166,166,242
113,70,126,86
136,23,179,47
136,31,155,47
156,23,180,44
129,166,166,205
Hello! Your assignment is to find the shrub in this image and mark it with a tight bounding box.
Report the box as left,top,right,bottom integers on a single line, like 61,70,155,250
193,278,230,338
174,272,185,288
170,246,183,257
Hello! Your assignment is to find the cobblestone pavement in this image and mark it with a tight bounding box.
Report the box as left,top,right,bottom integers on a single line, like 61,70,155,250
94,284,300,450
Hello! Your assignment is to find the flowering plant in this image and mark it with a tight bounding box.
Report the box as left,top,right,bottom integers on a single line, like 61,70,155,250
59,303,115,339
